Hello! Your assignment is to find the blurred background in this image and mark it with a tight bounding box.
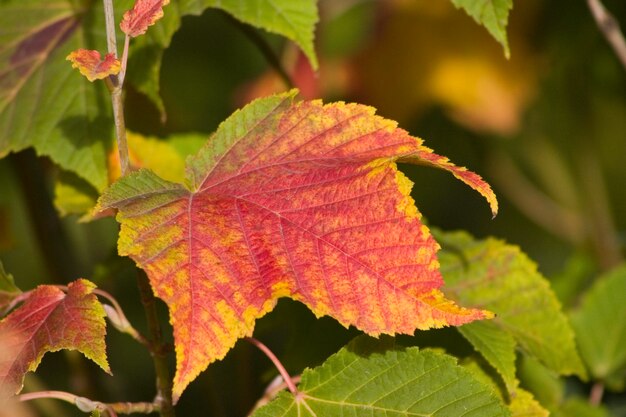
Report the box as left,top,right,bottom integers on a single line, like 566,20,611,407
1,0,625,415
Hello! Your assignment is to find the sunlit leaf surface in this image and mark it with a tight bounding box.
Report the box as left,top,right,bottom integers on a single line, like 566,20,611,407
100,91,497,399
252,337,510,417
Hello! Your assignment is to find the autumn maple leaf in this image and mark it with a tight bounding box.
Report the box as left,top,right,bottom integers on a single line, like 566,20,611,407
99,90,498,401
0,280,109,398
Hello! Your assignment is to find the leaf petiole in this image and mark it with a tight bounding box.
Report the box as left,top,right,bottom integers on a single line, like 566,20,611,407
245,337,298,396
92,288,150,347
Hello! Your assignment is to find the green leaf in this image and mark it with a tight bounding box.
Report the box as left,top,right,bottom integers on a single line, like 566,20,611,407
436,230,586,379
0,261,21,313
0,0,114,189
458,320,517,391
252,337,510,417
462,357,548,417
179,0,319,69
570,264,626,390
450,0,512,58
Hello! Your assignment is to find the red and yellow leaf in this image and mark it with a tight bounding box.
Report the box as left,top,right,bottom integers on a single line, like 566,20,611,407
120,0,170,38
99,91,497,401
66,49,120,82
0,279,109,397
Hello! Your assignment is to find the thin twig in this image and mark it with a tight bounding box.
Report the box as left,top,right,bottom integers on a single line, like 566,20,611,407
101,0,131,176
18,390,158,415
118,35,131,87
587,0,626,71
111,88,131,176
102,0,118,58
137,272,176,417
93,288,150,347
245,337,298,395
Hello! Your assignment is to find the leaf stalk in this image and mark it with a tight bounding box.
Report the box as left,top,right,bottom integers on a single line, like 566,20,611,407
245,337,298,396
93,288,150,347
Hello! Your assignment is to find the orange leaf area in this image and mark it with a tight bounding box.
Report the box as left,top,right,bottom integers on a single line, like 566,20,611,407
120,0,170,38
99,91,497,401
0,280,109,398
66,49,120,82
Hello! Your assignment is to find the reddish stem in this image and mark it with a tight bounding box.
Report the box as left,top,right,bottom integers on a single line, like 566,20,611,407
245,337,298,395
590,381,605,406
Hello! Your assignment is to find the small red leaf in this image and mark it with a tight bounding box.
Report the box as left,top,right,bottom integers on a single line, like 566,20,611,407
66,49,120,82
0,279,109,398
120,0,170,38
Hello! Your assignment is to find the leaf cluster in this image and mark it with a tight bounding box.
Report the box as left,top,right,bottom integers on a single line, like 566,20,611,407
1,0,626,417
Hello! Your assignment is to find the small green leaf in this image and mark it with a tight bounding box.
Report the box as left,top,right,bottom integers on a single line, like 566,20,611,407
458,320,517,391
450,0,512,58
252,336,510,417
437,230,586,379
179,0,319,69
570,264,626,390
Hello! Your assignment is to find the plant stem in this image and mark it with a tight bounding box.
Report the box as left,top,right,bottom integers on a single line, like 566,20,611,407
245,337,298,396
101,0,131,176
93,288,150,347
19,390,158,415
137,272,176,417
102,0,118,58
587,0,626,71
111,83,131,176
